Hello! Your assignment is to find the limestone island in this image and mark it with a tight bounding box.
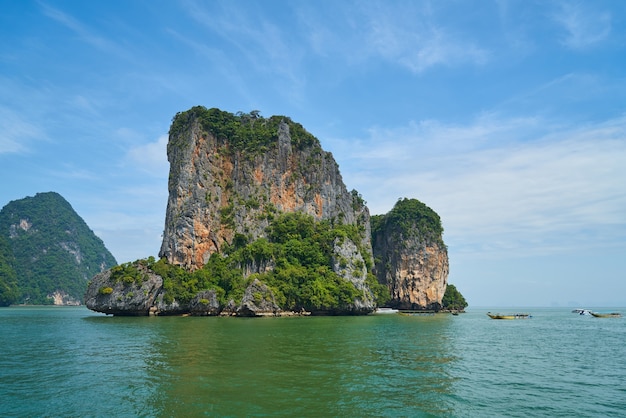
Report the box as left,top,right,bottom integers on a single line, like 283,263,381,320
85,107,451,316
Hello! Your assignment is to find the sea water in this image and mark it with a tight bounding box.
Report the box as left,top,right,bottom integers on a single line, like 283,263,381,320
1,306,625,417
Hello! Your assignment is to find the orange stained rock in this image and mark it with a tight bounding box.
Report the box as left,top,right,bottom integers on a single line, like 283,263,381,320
313,193,323,218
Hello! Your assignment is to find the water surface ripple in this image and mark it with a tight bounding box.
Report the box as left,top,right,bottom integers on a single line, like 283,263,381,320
1,306,624,417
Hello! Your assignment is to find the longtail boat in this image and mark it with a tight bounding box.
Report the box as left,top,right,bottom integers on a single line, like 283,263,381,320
487,312,531,319
590,312,622,318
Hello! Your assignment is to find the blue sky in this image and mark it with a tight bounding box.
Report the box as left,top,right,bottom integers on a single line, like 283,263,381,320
1,0,625,307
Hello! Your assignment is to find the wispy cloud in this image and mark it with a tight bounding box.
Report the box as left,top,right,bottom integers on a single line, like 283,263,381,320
333,113,626,258
46,165,99,181
297,1,490,73
180,0,305,101
0,106,45,154
361,4,489,72
78,187,168,263
125,135,169,178
38,2,121,54
553,2,611,50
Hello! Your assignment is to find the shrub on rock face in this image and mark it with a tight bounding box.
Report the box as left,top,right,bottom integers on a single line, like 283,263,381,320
189,290,221,316
99,287,113,295
236,279,281,317
85,211,384,315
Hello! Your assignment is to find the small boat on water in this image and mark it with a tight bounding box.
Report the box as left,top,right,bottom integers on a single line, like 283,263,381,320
590,312,622,318
487,312,531,320
572,309,592,315
399,310,436,316
373,307,399,314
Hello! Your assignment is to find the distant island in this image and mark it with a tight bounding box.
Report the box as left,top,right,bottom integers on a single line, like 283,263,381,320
0,192,117,306
85,106,466,316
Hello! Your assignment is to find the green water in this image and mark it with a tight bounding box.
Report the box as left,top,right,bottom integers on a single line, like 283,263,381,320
1,306,625,417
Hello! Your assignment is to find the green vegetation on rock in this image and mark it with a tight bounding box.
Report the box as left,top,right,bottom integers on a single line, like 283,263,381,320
0,192,117,304
125,211,387,312
371,198,445,247
168,106,320,155
109,262,149,286
442,284,468,311
0,235,19,306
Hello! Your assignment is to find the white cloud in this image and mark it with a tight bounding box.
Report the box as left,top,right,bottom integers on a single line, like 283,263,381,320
74,181,169,263
333,114,626,258
39,2,121,54
292,1,489,76
553,2,611,50
180,0,305,101
125,135,169,178
0,106,44,154
358,2,489,72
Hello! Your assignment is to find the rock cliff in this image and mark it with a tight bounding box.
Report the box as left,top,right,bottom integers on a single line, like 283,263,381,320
84,108,450,316
159,107,371,270
84,263,163,316
86,107,376,316
371,198,449,310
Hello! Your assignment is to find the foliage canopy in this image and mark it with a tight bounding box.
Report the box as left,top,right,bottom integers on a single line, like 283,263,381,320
371,198,444,247
442,284,468,310
131,211,387,311
0,234,19,306
169,106,320,155
0,192,117,304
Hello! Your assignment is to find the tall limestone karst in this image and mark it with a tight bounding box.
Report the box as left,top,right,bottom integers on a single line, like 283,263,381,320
371,198,449,310
0,192,117,305
86,107,379,316
159,106,371,270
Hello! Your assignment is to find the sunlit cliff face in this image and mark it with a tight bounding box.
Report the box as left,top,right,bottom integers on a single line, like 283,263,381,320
387,243,449,310
371,198,449,310
159,114,368,271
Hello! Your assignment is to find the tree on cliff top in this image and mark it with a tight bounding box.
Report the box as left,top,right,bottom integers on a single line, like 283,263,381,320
168,106,320,155
371,197,445,247
442,284,468,310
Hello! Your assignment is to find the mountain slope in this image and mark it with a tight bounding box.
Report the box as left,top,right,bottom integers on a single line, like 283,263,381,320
0,192,117,304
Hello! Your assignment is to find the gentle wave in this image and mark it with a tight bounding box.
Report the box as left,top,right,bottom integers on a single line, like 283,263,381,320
1,306,625,417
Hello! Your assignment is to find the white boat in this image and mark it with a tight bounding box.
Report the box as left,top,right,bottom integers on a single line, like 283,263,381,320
572,309,592,315
373,307,399,314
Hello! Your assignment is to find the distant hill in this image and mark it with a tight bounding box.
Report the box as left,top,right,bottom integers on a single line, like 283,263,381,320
0,192,117,305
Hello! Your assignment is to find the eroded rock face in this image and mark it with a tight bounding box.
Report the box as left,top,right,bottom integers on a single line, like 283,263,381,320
371,199,449,311
234,279,281,317
374,238,448,310
84,266,163,316
158,108,370,271
331,237,374,313
86,108,380,315
49,291,81,306
188,290,221,316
